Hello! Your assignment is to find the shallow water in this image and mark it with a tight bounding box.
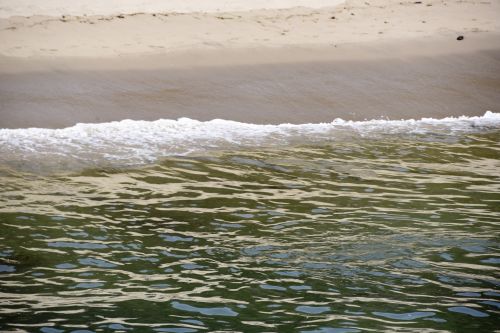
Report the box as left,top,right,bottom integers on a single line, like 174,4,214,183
1,115,499,332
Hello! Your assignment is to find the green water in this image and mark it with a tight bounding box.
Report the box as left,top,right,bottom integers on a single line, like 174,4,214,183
1,131,499,332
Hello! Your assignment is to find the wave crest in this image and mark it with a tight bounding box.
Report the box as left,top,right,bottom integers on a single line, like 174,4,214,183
1,112,499,173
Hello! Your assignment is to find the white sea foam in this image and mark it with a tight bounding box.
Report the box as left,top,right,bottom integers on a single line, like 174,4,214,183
1,112,499,173
0,0,345,18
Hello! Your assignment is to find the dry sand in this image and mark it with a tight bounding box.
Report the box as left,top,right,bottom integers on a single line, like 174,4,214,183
0,0,499,128
0,0,346,18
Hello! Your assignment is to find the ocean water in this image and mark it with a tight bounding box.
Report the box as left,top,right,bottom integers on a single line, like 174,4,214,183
0,113,499,332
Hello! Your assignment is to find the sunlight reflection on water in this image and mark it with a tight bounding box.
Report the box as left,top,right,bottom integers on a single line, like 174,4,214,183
0,127,499,332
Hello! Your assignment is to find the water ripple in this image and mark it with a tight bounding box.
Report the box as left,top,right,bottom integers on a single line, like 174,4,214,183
0,129,499,332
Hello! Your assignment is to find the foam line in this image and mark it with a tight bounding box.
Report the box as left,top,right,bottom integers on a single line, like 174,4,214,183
1,112,499,173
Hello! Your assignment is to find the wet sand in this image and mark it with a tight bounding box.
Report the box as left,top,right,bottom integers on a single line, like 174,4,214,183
1,35,500,128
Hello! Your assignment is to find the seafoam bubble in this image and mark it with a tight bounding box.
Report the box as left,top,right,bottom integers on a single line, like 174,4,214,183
0,111,499,173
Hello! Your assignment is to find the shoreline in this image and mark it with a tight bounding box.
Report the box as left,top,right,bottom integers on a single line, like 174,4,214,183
0,0,499,129
1,35,499,129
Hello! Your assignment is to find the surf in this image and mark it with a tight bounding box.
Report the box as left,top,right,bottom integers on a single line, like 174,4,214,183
1,111,499,173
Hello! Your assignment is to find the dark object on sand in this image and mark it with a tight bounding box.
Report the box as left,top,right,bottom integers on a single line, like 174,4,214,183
117,14,125,19
457,35,464,41
331,16,336,19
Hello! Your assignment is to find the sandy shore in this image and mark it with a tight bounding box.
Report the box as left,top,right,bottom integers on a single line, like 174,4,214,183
0,0,346,18
0,0,499,128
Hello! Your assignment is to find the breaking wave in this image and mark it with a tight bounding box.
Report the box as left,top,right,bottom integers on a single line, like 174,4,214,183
1,111,499,173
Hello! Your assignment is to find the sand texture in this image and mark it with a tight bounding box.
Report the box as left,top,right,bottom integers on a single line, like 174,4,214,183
0,0,498,57
0,0,346,18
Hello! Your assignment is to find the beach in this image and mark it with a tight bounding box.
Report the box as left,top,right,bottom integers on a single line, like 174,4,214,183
1,1,500,332
0,0,499,128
